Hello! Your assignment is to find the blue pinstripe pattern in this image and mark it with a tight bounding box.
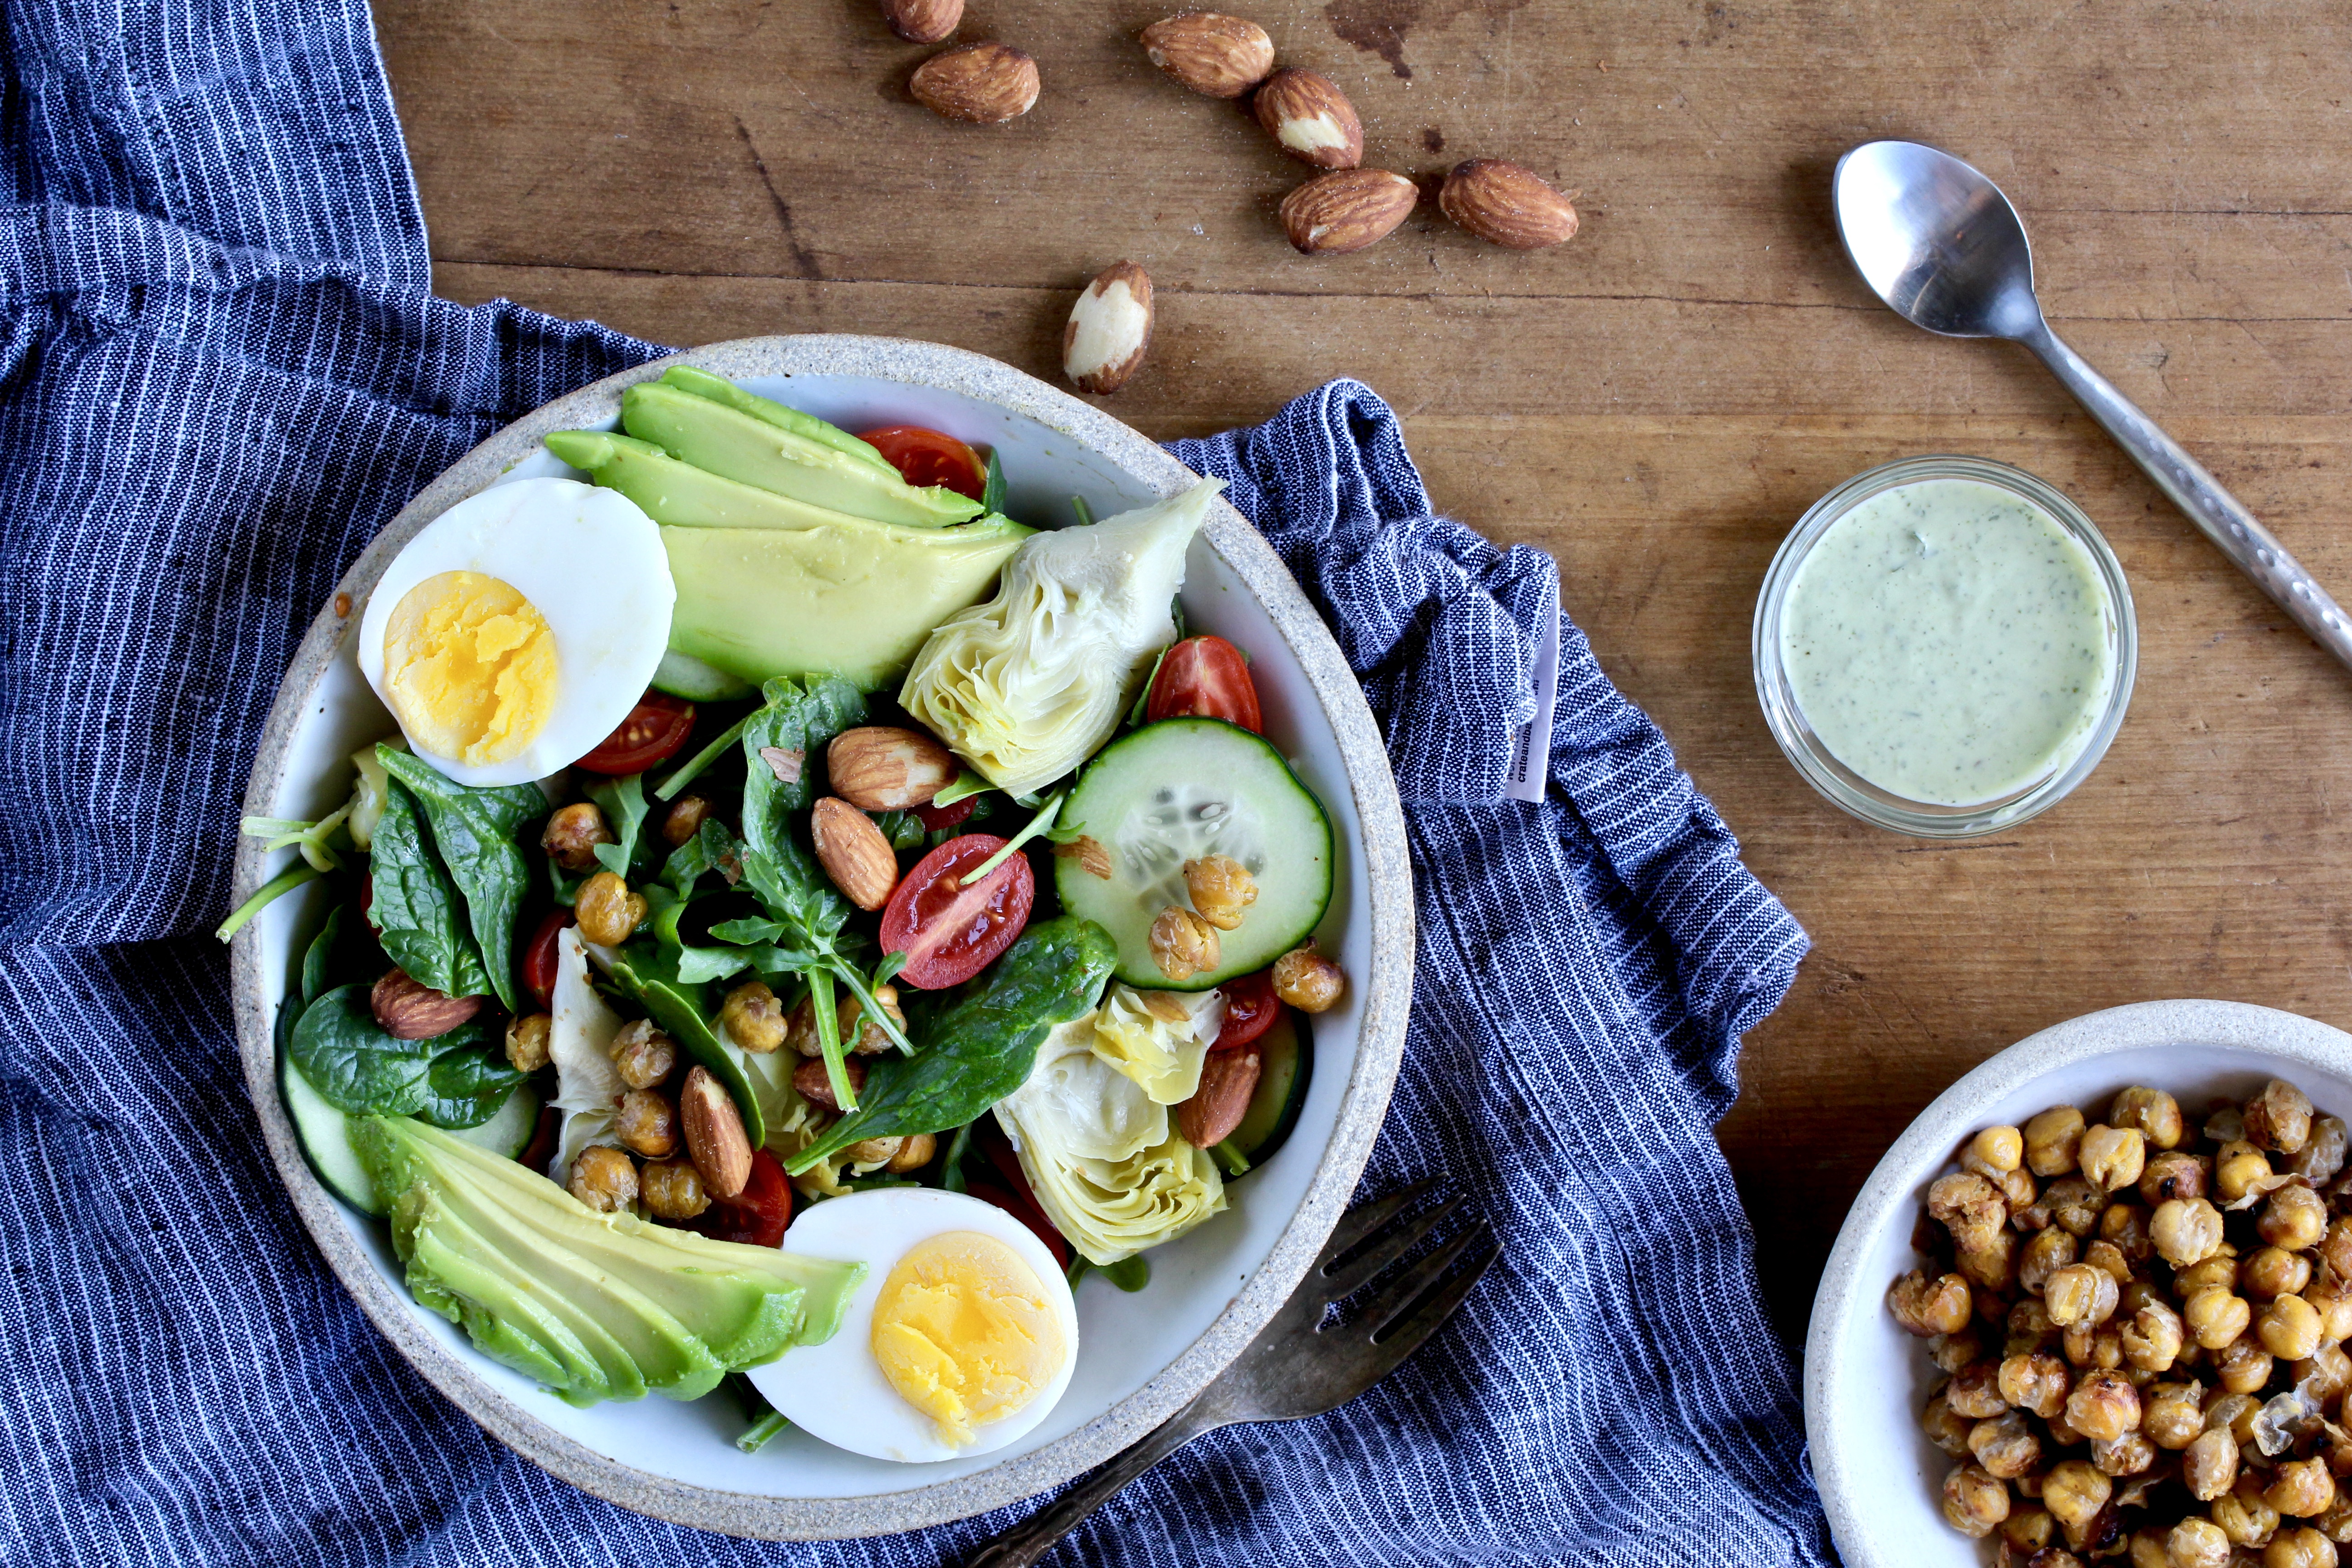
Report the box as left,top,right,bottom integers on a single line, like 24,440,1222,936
0,1,1831,1562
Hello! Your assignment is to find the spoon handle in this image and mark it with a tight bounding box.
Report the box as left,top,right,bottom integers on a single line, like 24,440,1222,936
2021,320,2352,674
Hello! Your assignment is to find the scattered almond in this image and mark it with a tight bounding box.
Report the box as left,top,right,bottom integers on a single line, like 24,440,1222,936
758,745,804,784
371,969,481,1041
910,41,1039,124
1063,261,1154,394
1252,68,1362,170
811,797,900,910
1179,1044,1263,1148
828,725,957,810
1054,835,1113,878
1140,12,1274,99
793,1055,869,1114
879,0,960,44
679,1066,753,1200
1439,157,1579,250
1279,168,1416,256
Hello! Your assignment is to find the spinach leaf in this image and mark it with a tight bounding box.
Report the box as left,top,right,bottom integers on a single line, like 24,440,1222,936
368,779,490,1000
1099,1254,1151,1293
784,917,1116,1174
585,771,652,879
301,906,344,1007
741,675,865,851
378,748,541,1010
289,984,436,1115
416,1037,524,1129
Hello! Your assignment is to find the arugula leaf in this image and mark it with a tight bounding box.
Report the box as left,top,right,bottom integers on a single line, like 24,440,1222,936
784,917,1116,1174
873,810,930,852
708,916,788,946
301,906,344,1007
416,1039,525,1129
368,779,490,1000
655,715,750,803
662,815,741,900
377,748,544,1010
585,772,652,878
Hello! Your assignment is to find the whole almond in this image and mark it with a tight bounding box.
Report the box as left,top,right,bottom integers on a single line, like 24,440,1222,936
828,725,957,810
1064,261,1154,395
811,797,900,911
680,1066,754,1200
1279,168,1416,256
1252,68,1362,169
1141,12,1274,98
910,42,1039,124
1178,1044,1263,1148
371,969,482,1041
880,0,960,44
1439,158,1579,250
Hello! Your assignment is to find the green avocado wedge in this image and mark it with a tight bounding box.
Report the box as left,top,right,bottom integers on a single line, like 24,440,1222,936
622,381,981,529
544,430,884,534
655,366,897,474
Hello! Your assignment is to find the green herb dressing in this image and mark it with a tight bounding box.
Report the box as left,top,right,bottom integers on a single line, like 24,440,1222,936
1780,478,2117,807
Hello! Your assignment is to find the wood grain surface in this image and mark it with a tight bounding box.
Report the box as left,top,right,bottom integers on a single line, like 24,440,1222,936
374,0,2352,1338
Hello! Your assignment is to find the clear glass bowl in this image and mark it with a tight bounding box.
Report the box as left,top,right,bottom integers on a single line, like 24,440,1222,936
1752,455,2137,838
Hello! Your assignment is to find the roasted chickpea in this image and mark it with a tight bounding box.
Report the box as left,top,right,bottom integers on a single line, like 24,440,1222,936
640,1158,709,1220
2262,1294,2328,1362
2324,1221,2352,1282
1959,1230,2020,1294
718,978,788,1054
2310,1280,2352,1347
608,1018,677,1090
2121,1300,2185,1373
1949,1361,2013,1419
2081,1125,2148,1194
614,1087,678,1159
1966,1125,2027,1178
2169,1516,2233,1568
2216,1336,2276,1395
2179,1250,2243,1298
2272,1459,2339,1519
2247,1246,2317,1301
1942,1463,2012,1538
2185,1426,2243,1501
2265,1186,2331,1252
2046,1176,2105,1238
574,870,647,946
2112,1086,2186,1151
2082,1239,2133,1287
1929,1326,1984,1373
786,986,905,1058
2009,1298,2061,1357
2247,1081,2318,1156
2065,1369,2141,1443
2208,1391,2264,1447
1997,1165,2038,1212
2296,1342,2352,1406
2186,1288,2254,1351
886,1132,938,1175
2268,1526,2340,1568
2155,1197,2229,1268
2144,1381,2204,1448
505,1011,552,1072
1924,1381,1976,1455
1181,853,1258,931
2142,1149,2211,1205
2099,1202,2155,1267
2000,1352,2072,1419
843,1135,906,1168
2129,1526,2173,1568
2029,1106,2091,1178
2005,1504,2058,1553
2022,1228,2080,1297
2219,1475,2284,1547
2220,1140,2278,1203
568,1145,637,1212
2063,1323,2124,1371
2292,1118,2351,1186
1270,943,1346,1013
2093,1431,2155,1478
2047,1264,2122,1328
2043,1459,2112,1532
541,800,613,872
1149,906,1221,983
662,793,713,849
791,1054,867,1114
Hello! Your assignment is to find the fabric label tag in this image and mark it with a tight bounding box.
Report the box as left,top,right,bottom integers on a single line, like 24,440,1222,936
1503,569,1561,804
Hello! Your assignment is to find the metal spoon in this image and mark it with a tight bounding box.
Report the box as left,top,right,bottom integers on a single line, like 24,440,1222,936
1832,139,2352,672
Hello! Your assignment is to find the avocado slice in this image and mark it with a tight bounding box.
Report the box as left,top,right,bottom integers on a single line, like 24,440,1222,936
398,1190,633,1401
663,518,1029,692
657,365,897,475
544,430,874,534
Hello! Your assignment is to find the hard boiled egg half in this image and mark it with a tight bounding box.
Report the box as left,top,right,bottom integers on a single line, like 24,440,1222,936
357,477,674,787
749,1188,1079,1463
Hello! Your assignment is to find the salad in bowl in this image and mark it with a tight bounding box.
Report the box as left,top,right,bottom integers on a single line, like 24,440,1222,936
224,347,1392,1525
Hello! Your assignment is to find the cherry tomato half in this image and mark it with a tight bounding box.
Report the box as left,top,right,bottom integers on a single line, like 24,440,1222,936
685,1149,793,1247
1146,636,1263,733
877,834,1035,990
855,426,988,502
520,908,573,1011
914,794,976,832
1213,969,1283,1052
575,691,696,776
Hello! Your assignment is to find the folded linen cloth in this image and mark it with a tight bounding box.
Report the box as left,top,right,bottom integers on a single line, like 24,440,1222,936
0,1,1832,1562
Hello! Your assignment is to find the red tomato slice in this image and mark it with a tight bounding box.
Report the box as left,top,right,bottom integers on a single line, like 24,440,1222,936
855,426,988,502
877,835,1034,990
1213,969,1283,1052
913,795,976,832
575,691,696,776
520,908,573,1011
1146,636,1263,733
685,1149,792,1247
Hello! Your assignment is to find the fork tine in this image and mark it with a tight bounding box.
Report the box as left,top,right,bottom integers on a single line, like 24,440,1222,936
1351,1221,1495,1339
1318,1180,1445,1266
1316,1191,1469,1299
1360,1233,1499,1377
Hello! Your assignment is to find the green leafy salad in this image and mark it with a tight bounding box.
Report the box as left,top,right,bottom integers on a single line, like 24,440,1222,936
228,369,1350,1460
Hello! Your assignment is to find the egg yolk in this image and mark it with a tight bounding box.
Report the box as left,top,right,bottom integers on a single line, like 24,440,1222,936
382,571,559,766
870,1231,1066,1448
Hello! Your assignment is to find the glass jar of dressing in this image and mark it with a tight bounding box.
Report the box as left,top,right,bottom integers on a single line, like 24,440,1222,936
1753,455,2136,836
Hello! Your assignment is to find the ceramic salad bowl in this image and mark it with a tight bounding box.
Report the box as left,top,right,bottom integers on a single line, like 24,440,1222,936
226,334,1413,1539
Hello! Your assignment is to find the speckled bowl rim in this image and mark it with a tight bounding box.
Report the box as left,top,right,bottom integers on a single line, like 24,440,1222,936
227,334,1414,1541
1804,999,2352,1567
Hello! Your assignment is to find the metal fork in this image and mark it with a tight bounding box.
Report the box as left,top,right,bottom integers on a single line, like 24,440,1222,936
965,1181,1499,1568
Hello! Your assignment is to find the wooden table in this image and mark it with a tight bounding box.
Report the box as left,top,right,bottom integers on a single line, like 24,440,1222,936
376,0,2352,1340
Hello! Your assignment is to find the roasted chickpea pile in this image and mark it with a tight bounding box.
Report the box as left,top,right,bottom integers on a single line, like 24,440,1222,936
1890,1079,2352,1568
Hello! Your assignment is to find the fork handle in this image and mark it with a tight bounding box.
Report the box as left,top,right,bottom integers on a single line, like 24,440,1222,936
963,1398,1227,1568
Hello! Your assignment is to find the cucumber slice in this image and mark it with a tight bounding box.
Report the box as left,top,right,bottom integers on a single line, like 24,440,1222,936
451,1080,542,1159
652,648,755,702
1220,1011,1313,1177
278,1044,386,1216
1056,718,1334,990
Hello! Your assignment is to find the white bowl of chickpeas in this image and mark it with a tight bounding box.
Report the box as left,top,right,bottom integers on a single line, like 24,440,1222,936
1807,1000,2352,1568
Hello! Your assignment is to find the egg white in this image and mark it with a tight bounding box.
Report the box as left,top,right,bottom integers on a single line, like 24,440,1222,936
749,1188,1081,1464
356,477,674,787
